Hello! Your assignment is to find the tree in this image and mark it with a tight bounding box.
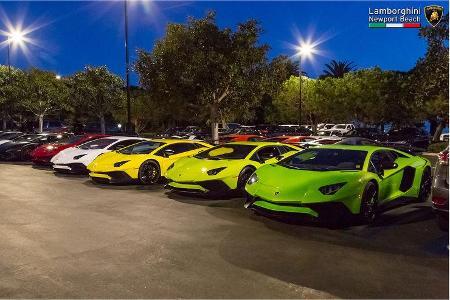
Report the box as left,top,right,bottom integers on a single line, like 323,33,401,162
136,12,268,142
410,14,449,141
113,87,156,134
0,66,25,130
70,66,125,134
21,69,69,133
256,55,298,124
320,60,356,79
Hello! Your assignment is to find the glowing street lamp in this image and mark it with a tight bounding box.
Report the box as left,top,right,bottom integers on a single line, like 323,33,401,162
6,28,27,74
296,41,316,125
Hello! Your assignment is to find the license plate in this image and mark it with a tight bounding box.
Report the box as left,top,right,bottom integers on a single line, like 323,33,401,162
54,165,71,170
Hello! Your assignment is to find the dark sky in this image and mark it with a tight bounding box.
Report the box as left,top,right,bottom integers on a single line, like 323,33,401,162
0,1,448,84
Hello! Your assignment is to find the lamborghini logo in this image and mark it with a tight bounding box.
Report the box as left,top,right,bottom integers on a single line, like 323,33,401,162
424,5,444,27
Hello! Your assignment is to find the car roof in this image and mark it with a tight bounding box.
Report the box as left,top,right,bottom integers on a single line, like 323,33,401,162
145,138,207,144
225,141,299,147
104,136,146,141
318,144,397,152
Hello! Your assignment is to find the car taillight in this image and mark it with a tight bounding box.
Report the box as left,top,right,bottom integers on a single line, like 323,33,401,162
438,151,449,165
432,196,448,207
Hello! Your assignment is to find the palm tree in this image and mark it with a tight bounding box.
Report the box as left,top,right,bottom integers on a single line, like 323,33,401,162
320,60,356,78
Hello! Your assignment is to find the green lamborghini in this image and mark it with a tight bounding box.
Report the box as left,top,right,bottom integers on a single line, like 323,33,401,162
245,145,432,225
165,142,300,195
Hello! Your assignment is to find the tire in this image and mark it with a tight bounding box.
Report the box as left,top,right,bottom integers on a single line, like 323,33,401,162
237,166,256,192
417,167,432,202
138,160,161,185
359,182,378,225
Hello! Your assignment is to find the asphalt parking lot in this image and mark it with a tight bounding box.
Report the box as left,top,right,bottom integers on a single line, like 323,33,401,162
0,162,448,299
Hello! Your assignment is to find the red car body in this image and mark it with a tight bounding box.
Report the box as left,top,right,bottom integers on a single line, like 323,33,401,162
262,135,316,145
220,134,265,143
31,134,108,165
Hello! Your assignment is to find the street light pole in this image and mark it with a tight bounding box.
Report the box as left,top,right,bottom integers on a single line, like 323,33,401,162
298,55,302,126
124,0,132,134
7,39,11,76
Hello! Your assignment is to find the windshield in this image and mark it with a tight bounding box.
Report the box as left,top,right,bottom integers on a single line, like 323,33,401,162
279,148,367,171
118,141,165,154
78,138,118,150
195,144,257,160
334,125,346,129
12,134,40,142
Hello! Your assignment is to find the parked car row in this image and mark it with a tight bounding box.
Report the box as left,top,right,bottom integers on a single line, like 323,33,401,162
0,129,443,230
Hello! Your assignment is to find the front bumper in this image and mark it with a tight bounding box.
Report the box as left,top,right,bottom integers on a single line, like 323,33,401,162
166,180,233,194
53,163,88,174
245,196,354,219
89,171,134,184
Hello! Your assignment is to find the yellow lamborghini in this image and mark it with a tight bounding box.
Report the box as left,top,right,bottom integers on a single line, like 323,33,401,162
87,139,212,184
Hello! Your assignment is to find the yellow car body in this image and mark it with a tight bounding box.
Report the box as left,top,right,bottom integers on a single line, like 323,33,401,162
87,139,212,184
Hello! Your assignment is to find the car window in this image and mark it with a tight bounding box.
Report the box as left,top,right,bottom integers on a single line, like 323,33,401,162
78,138,118,150
277,145,297,154
194,143,208,149
368,151,395,173
251,146,281,162
155,143,198,156
119,141,165,154
280,148,367,171
108,139,142,151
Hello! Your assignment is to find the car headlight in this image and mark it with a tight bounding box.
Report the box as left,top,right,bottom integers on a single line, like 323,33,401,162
114,160,129,167
319,182,346,195
207,167,226,176
74,154,86,160
247,173,258,185
167,163,175,171
46,145,55,150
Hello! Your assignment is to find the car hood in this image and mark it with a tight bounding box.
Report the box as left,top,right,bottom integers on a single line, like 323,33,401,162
167,157,243,181
87,151,135,170
248,164,363,203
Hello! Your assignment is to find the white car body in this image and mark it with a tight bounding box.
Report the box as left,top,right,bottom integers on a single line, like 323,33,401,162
330,124,355,134
314,130,344,137
440,133,449,141
51,136,146,173
319,123,335,130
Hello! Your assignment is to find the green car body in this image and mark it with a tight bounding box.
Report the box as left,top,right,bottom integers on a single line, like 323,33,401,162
245,144,432,223
165,142,300,195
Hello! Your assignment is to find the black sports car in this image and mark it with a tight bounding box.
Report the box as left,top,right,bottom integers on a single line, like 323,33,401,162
343,128,383,140
378,127,430,152
0,133,69,161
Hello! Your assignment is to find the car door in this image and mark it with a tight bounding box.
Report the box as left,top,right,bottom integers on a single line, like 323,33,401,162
368,150,404,203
